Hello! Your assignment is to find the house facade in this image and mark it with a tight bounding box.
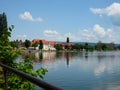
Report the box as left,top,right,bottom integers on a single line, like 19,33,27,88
31,39,56,50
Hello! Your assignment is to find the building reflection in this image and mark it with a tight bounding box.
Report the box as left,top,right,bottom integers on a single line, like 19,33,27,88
34,51,43,62
22,51,73,66
41,52,56,63
35,51,72,66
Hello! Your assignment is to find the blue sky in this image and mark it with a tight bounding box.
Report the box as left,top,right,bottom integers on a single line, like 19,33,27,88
0,0,120,43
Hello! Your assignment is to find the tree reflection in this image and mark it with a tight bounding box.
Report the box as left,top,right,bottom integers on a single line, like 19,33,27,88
39,52,43,62
65,52,70,67
85,52,88,60
21,50,39,63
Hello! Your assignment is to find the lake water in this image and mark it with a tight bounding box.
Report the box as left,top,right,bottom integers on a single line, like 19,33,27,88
22,51,120,90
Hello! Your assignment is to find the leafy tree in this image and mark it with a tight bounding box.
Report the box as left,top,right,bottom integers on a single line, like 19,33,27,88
10,40,24,49
0,12,48,90
24,39,31,49
39,40,43,50
8,58,48,90
10,40,18,49
95,41,103,51
0,12,20,66
54,44,63,51
84,43,89,51
0,12,8,38
102,43,107,50
71,44,81,50
32,42,38,50
107,42,115,50
0,12,20,90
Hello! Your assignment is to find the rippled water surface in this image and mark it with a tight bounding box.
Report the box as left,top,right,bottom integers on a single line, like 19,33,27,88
28,51,120,90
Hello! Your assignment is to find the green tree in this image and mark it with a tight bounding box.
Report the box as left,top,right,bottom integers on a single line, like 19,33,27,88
32,42,38,50
0,12,20,65
0,12,20,90
71,44,81,50
24,39,31,49
84,43,89,51
102,43,107,50
95,41,103,51
8,58,48,90
54,44,63,51
0,12,8,38
107,42,115,50
39,40,43,50
10,40,19,49
0,12,48,90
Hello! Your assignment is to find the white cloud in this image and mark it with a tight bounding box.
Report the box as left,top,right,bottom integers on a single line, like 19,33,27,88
90,2,120,26
79,28,97,42
42,24,120,43
90,8,105,15
78,24,120,43
43,30,65,41
43,30,59,37
43,30,81,42
19,11,43,22
106,3,120,16
93,24,106,37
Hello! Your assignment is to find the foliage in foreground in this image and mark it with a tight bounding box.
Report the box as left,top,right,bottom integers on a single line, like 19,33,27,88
8,58,48,90
0,12,48,90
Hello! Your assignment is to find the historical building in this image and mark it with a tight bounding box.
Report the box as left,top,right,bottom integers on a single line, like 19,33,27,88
31,39,56,50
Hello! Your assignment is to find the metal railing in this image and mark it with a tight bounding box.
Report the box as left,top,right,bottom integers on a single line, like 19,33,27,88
0,63,63,90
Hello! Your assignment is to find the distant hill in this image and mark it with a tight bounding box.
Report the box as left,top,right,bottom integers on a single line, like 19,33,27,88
72,42,97,46
58,41,120,47
72,42,120,47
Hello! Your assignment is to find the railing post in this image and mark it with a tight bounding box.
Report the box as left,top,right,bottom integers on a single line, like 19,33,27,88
3,68,8,90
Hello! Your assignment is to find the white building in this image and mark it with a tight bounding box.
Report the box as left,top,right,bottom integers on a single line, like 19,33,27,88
31,39,56,51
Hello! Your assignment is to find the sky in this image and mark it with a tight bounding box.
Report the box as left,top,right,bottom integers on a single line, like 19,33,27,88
0,0,120,43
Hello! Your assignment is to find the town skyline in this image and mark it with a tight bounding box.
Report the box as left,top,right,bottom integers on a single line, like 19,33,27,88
0,0,120,43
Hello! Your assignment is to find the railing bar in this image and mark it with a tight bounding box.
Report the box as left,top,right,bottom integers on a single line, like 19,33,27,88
0,63,63,90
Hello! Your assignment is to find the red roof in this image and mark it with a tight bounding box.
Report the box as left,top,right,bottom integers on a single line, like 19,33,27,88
31,39,56,46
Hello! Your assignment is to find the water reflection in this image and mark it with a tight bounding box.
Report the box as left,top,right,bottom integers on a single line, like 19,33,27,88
21,51,120,68
22,51,57,63
65,52,70,67
94,63,106,76
21,51,120,90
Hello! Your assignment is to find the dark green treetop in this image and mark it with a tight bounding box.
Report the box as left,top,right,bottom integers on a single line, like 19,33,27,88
0,12,20,65
39,40,43,50
24,39,31,49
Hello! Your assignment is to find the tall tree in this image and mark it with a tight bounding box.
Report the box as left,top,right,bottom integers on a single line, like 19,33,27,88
0,12,19,65
24,39,31,49
0,12,20,90
0,12,47,90
0,12,8,38
39,40,43,50
96,41,102,51
84,43,88,51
